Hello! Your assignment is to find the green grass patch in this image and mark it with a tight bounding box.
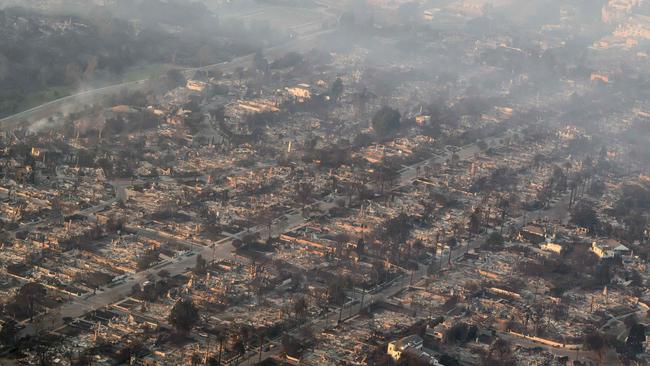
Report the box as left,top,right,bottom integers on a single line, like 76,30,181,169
0,63,171,119
120,63,170,83
0,86,73,119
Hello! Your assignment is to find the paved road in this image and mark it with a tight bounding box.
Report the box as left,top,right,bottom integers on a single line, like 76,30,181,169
234,127,585,365
18,204,311,338
235,230,494,365
233,129,530,365
19,117,512,338
236,266,430,365
217,2,337,33
18,121,575,352
0,2,338,132
8,197,117,237
0,80,149,131
6,4,341,335
498,332,597,363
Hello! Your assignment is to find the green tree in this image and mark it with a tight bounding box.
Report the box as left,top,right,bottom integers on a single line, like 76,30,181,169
571,201,600,234
469,209,482,235
15,282,47,321
373,162,399,194
384,213,413,263
293,295,308,321
593,263,612,287
295,182,314,211
330,78,344,101
626,323,646,358
583,331,606,363
210,327,227,365
270,52,303,69
231,339,246,362
371,106,401,138
481,338,516,366
327,278,346,306
485,232,504,248
166,69,186,87
168,298,199,335
0,319,19,346
194,254,207,275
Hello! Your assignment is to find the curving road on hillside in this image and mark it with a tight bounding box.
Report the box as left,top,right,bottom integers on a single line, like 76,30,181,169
0,2,339,132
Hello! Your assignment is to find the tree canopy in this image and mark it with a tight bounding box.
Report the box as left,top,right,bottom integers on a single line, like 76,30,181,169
330,78,344,101
168,298,199,335
371,106,401,138
485,232,505,248
570,201,600,234
15,282,47,321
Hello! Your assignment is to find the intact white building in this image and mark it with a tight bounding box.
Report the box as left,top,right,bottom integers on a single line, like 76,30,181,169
591,239,630,259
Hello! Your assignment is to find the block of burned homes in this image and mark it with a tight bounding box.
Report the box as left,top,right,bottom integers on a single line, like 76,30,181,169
298,307,423,365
